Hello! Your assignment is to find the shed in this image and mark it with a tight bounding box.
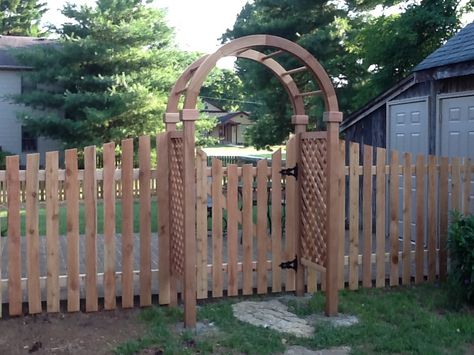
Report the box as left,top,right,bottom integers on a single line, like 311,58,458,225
341,22,474,160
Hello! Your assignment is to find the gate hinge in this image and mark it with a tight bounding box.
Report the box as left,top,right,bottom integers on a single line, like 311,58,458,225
279,256,298,272
280,164,298,179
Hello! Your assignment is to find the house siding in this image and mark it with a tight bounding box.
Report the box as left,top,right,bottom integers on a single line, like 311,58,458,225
0,70,61,166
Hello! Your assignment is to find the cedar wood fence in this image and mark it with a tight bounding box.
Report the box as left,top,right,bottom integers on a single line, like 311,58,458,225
0,134,472,317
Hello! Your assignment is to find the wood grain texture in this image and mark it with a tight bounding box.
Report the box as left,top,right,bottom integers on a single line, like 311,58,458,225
103,142,116,310
451,158,461,213
402,153,412,285
271,149,282,292
196,148,208,299
121,139,134,308
212,158,223,297
227,164,239,296
84,146,98,312
182,120,197,327
156,134,171,305
463,159,471,215
257,159,268,294
139,136,151,306
349,142,359,290
362,145,373,288
7,156,21,316
65,149,80,312
389,150,399,286
284,136,296,291
26,153,41,314
427,155,437,282
415,155,425,284
375,147,386,288
46,151,60,312
242,164,253,295
338,141,346,289
438,157,449,281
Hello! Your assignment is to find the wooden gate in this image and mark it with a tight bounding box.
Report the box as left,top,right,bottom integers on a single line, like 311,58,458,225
299,132,327,271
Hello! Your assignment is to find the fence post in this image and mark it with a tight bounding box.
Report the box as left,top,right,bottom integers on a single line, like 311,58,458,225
292,115,308,297
181,108,199,328
323,111,343,316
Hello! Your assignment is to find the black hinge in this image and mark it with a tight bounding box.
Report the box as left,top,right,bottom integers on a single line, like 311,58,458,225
280,164,298,179
279,256,298,272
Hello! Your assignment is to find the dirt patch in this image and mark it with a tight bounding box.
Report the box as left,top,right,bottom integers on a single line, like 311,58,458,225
0,308,145,354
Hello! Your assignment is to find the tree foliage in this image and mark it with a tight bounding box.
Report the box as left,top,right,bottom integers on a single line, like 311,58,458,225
223,0,467,148
13,0,200,148
0,0,46,36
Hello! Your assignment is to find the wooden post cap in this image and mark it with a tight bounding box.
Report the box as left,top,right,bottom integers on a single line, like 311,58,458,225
323,111,343,123
163,112,180,123
180,109,200,121
291,115,309,125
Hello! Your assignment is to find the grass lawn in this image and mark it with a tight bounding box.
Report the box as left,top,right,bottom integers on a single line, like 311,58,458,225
115,284,474,354
0,200,159,236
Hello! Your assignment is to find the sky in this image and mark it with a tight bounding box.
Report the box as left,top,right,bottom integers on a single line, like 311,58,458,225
44,0,249,53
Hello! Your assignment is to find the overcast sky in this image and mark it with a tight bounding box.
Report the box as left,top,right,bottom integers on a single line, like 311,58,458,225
44,0,249,53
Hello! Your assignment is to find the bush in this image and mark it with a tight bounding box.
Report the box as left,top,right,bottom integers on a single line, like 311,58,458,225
448,211,474,305
0,150,15,170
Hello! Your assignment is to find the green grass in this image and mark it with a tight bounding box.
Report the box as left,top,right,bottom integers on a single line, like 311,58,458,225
0,200,159,236
115,284,474,354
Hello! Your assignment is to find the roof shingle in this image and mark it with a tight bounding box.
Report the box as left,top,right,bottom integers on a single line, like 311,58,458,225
414,22,474,71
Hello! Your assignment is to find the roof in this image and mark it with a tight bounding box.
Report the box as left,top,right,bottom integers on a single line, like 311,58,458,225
218,111,249,124
414,22,474,72
340,75,415,131
0,35,53,69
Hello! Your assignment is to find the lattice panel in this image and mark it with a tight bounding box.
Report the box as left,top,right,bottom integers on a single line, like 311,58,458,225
169,136,185,276
300,137,327,267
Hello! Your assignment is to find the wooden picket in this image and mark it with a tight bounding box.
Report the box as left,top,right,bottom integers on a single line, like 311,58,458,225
0,137,472,319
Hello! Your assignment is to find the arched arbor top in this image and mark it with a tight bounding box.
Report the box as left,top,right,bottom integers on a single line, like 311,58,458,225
164,34,340,129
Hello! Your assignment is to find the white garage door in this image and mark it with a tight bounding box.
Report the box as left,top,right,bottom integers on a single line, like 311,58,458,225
388,98,429,155
388,98,429,241
439,93,474,214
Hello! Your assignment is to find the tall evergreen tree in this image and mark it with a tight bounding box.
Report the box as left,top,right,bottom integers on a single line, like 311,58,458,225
223,0,467,148
13,0,193,148
0,0,47,36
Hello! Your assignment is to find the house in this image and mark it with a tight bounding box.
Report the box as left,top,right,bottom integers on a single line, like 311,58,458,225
0,35,60,166
202,99,254,145
340,22,474,160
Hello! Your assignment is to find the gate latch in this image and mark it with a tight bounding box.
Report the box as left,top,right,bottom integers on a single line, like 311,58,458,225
280,164,298,179
279,256,298,272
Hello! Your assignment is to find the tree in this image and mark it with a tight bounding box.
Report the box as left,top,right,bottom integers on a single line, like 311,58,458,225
223,0,467,148
0,0,47,36
12,0,196,148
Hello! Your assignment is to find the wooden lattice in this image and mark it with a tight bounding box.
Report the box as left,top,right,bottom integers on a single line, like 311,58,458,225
300,136,327,267
169,136,185,276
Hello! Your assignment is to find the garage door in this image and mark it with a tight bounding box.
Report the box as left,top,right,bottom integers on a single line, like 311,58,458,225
388,98,429,241
388,98,429,155
439,94,474,214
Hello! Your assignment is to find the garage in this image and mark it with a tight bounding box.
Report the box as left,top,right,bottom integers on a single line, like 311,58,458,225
439,92,474,159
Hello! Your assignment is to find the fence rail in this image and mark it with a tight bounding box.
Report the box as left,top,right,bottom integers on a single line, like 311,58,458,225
0,136,472,318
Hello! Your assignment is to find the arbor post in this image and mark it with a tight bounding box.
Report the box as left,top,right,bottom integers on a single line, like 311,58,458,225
323,111,343,316
180,108,199,327
292,115,308,296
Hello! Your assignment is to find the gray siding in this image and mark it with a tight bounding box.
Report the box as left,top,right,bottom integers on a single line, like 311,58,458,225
0,70,61,166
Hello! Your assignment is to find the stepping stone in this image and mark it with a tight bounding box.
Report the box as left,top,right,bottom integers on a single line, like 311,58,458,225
284,345,351,355
232,300,314,338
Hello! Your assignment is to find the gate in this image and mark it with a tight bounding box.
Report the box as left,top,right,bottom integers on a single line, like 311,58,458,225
163,35,343,327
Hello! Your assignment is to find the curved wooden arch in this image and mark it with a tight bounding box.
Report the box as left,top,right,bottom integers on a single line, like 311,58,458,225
165,50,305,117
180,34,338,112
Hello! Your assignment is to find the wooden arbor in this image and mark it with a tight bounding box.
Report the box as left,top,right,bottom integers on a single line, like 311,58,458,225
163,35,343,327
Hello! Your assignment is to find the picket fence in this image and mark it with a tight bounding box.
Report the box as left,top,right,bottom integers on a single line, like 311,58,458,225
0,135,472,317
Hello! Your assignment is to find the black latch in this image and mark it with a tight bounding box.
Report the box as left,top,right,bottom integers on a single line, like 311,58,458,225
279,256,298,272
280,164,298,179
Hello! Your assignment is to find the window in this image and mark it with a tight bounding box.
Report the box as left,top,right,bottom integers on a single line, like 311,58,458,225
22,127,37,152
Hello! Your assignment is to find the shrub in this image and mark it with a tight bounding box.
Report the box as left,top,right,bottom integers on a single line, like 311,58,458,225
0,150,15,170
448,211,474,305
